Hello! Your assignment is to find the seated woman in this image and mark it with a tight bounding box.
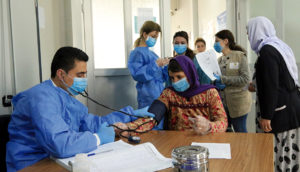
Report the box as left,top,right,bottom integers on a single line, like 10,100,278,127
116,55,227,135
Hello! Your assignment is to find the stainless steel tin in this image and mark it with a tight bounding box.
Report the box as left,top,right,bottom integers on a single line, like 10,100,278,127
172,145,209,172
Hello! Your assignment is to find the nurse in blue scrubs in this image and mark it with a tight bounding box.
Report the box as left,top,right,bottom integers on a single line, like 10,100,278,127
6,47,154,171
128,21,169,109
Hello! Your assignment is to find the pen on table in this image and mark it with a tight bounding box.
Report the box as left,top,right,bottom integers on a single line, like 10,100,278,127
87,149,113,157
68,149,113,167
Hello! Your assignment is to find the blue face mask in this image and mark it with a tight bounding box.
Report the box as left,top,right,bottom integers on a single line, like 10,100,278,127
174,44,187,55
172,77,190,92
145,36,157,47
67,77,88,96
62,75,88,96
213,42,223,53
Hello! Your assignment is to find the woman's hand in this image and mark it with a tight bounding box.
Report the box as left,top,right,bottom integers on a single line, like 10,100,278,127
156,58,170,67
248,82,256,92
113,122,129,137
259,118,272,132
190,116,211,135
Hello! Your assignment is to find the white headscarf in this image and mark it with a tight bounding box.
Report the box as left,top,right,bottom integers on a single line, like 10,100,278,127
247,16,299,87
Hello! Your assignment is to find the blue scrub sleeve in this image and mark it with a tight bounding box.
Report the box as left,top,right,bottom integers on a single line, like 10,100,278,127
100,106,137,125
128,52,161,82
30,96,97,158
80,106,136,133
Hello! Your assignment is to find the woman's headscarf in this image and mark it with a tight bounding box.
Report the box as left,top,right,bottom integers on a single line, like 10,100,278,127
169,55,214,98
247,16,299,87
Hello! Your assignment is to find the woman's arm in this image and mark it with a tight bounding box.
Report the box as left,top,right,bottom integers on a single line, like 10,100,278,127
121,90,170,136
206,88,228,132
128,51,163,82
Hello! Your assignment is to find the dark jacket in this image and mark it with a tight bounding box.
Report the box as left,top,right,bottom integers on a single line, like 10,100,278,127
255,45,300,133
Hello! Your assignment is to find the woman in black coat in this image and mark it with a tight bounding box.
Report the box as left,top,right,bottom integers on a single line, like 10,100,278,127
247,16,300,172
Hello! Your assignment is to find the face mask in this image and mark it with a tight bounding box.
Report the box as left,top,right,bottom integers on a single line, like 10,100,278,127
213,42,223,53
62,74,88,96
172,77,190,92
145,36,157,47
174,44,187,55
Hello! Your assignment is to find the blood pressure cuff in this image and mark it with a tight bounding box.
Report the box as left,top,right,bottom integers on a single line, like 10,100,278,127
148,100,167,124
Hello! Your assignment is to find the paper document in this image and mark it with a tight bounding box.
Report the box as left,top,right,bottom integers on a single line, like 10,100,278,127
88,142,172,172
54,140,133,171
54,140,172,172
191,142,231,159
195,49,222,81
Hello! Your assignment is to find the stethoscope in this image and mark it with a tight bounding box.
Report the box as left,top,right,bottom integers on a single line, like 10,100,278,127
72,89,155,144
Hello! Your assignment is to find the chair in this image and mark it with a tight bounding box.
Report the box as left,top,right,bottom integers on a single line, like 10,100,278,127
0,114,11,172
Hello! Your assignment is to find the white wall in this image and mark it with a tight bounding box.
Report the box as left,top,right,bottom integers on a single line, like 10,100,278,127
170,0,193,47
38,0,72,80
10,0,40,93
283,0,300,63
0,0,14,114
247,0,276,64
198,0,226,50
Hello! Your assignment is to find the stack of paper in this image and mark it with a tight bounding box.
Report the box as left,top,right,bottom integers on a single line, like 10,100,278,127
54,140,172,172
191,142,231,159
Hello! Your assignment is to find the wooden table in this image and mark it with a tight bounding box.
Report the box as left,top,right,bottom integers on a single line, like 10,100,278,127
20,131,274,172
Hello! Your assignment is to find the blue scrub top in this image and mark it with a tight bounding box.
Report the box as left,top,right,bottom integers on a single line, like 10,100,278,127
6,80,135,171
128,47,168,108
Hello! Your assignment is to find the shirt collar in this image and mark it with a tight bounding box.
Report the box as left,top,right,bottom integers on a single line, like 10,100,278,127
50,79,57,87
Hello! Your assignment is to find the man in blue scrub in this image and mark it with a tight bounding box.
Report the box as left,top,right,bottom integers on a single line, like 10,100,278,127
6,47,152,171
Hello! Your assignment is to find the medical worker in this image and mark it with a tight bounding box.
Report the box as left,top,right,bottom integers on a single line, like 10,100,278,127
194,37,206,53
128,21,169,109
6,47,153,171
172,31,211,85
213,30,252,133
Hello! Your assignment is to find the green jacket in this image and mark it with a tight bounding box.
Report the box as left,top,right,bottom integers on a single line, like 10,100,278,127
218,50,252,118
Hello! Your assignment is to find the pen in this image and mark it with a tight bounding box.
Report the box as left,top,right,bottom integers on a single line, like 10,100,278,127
68,149,113,167
87,149,113,157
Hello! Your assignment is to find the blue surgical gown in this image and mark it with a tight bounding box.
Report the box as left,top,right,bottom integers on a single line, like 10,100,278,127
128,47,168,108
6,80,136,171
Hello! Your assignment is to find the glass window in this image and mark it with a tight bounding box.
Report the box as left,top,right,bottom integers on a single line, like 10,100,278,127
92,0,126,69
131,0,161,56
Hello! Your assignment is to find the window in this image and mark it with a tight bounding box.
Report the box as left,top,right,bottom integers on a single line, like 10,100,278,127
91,0,161,70
131,0,161,56
92,0,126,69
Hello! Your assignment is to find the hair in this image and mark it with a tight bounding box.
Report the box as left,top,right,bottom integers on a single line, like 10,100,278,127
51,46,89,78
168,59,183,73
173,31,195,59
215,29,246,54
134,21,161,48
194,37,206,46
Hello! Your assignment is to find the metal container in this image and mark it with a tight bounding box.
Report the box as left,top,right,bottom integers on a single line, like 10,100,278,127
172,145,209,172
